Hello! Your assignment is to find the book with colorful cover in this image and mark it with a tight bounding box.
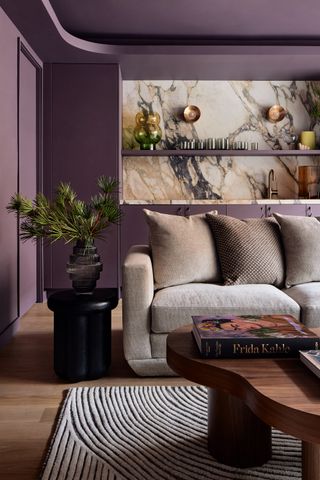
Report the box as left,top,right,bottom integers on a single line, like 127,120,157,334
300,350,320,379
192,314,320,358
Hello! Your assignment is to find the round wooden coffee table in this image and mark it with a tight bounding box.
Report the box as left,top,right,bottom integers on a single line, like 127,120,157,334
167,324,320,480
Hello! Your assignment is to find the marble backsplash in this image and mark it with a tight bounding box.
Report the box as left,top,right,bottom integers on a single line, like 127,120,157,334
122,81,320,201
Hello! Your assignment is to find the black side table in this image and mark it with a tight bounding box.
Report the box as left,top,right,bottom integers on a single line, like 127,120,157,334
47,288,118,382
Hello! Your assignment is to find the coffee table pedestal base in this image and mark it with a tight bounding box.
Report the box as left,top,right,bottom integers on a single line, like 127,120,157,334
302,441,320,480
208,388,272,468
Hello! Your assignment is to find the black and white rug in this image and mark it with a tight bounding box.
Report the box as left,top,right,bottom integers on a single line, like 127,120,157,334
41,386,301,479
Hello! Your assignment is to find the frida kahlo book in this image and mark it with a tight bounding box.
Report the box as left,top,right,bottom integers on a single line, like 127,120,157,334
192,314,320,358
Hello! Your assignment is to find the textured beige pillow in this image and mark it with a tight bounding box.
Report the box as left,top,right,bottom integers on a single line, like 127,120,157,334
273,213,320,287
206,214,285,287
144,209,221,290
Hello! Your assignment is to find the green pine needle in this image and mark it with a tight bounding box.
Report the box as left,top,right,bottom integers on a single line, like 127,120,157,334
7,177,121,246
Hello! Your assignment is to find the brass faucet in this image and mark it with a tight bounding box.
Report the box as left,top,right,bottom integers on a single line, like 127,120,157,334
267,169,278,199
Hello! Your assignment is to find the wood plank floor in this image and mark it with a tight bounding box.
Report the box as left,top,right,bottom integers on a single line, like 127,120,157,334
0,301,192,479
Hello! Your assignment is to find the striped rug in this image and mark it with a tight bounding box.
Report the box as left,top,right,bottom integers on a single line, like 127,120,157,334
41,386,301,479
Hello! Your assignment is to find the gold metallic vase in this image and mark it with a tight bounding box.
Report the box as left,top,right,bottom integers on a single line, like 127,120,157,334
134,111,162,150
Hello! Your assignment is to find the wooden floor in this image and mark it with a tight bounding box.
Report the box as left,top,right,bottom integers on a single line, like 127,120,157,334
0,301,191,479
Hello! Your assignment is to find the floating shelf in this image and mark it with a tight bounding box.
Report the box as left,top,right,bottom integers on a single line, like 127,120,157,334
122,149,320,157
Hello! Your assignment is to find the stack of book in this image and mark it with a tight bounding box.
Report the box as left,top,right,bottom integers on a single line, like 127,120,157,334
300,350,320,379
192,314,320,359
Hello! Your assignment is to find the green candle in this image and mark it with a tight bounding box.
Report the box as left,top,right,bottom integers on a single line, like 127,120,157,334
300,131,316,149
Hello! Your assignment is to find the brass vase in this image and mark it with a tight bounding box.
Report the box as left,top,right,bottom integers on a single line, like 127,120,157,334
134,111,162,150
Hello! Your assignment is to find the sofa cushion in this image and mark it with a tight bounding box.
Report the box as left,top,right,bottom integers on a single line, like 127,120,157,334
273,213,320,287
282,283,320,327
206,214,285,287
144,209,221,290
151,283,300,333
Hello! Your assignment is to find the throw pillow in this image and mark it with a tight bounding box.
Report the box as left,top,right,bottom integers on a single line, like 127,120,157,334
205,214,285,287
273,213,320,287
143,209,221,290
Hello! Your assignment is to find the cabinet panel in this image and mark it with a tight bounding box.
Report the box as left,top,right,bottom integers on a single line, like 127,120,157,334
226,204,264,219
265,204,306,217
19,49,37,315
0,10,18,343
306,204,320,217
44,64,120,289
185,205,227,216
0,11,42,347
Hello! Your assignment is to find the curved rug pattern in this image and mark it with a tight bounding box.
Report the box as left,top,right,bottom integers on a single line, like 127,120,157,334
41,386,301,480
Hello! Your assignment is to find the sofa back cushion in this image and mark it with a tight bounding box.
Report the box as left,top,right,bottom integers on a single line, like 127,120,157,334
206,214,285,287
273,213,320,287
144,209,221,290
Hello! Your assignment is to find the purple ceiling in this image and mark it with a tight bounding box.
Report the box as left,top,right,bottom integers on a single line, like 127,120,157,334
50,0,320,44
1,0,320,79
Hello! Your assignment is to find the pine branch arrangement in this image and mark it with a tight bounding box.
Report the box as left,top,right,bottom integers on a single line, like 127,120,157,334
7,176,121,246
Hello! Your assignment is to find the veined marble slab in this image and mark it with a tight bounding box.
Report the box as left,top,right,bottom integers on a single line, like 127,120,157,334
123,81,320,201
120,199,320,205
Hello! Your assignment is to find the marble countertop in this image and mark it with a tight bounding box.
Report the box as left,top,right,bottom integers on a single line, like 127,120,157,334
120,199,320,205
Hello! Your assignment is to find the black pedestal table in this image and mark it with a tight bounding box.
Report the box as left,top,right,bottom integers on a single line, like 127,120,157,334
47,288,118,382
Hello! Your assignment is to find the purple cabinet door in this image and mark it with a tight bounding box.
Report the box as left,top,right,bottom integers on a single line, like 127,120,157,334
306,204,320,217
265,204,306,217
0,10,19,345
19,48,38,315
226,205,265,219
186,205,227,216
44,64,120,289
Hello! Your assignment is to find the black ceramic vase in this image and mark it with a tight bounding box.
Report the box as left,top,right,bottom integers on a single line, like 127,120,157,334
66,241,103,294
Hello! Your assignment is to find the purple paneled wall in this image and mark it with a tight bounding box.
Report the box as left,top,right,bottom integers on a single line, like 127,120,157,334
19,48,38,316
0,8,41,346
43,63,120,289
0,8,42,348
0,8,19,344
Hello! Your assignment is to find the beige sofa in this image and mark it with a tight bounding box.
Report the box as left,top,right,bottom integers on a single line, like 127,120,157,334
122,211,320,376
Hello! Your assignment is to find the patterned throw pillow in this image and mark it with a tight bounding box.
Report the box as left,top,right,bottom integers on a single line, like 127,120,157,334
273,213,320,287
205,214,285,287
144,209,221,290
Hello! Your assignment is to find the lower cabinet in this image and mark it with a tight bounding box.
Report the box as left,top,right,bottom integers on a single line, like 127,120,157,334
185,205,227,216
265,204,307,217
228,204,313,218
305,204,320,217
226,205,264,218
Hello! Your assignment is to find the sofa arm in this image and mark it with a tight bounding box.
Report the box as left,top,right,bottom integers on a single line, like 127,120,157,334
122,245,154,364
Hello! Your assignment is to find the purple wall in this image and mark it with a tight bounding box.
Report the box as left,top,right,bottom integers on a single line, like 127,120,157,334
0,8,42,348
0,9,19,345
43,63,120,289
